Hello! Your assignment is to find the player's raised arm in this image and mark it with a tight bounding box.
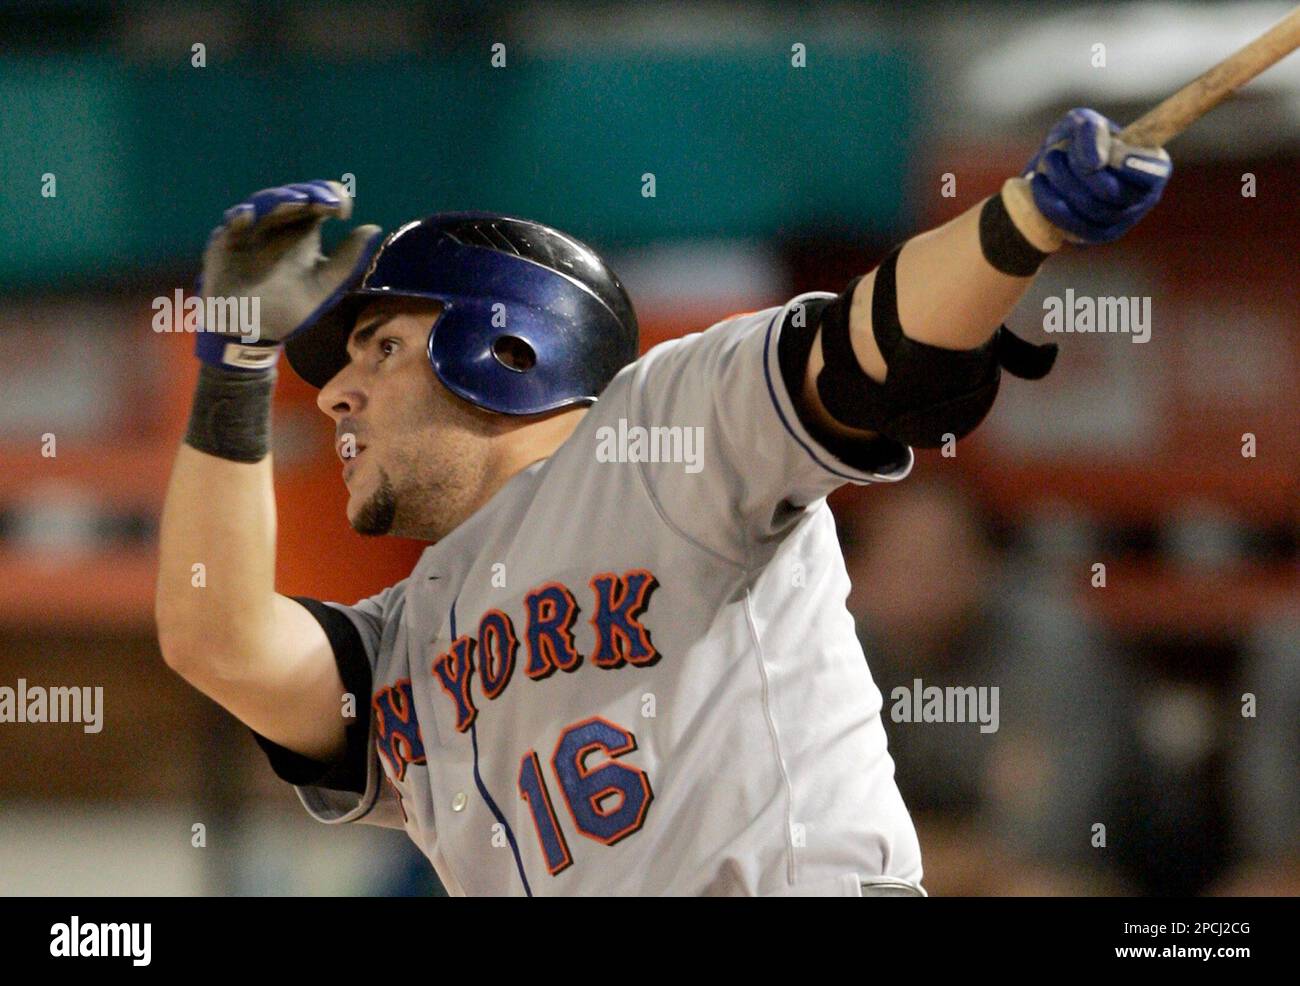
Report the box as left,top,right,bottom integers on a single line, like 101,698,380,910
154,181,383,762
801,107,1172,447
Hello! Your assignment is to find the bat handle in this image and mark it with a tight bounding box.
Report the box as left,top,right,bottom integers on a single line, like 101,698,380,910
1000,176,1067,252
1116,120,1167,148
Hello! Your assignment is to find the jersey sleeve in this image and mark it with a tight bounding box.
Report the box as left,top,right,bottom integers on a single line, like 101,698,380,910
249,581,410,829
620,293,913,563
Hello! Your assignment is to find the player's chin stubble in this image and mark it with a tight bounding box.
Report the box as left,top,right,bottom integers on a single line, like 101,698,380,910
351,467,399,536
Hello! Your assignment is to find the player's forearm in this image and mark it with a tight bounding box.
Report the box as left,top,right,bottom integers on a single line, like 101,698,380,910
801,177,1068,447
891,182,1059,353
830,180,1061,389
155,368,280,675
889,110,1173,358
156,447,277,660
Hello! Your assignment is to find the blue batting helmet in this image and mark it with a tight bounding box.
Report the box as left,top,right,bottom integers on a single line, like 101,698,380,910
285,212,639,415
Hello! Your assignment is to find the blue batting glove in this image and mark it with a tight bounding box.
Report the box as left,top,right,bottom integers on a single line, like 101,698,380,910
194,180,384,371
1023,108,1172,245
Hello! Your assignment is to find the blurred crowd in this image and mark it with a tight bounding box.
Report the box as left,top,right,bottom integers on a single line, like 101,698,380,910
837,474,1299,896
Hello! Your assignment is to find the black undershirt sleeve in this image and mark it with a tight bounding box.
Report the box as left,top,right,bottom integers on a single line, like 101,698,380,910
777,292,910,473
248,596,373,795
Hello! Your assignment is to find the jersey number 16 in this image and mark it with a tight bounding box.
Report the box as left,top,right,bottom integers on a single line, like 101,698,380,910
517,715,653,875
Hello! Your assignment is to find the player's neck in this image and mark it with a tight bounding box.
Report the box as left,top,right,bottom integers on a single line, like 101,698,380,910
490,406,587,483
453,407,588,526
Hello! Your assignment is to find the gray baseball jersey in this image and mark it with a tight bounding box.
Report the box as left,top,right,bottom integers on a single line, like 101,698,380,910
260,292,924,896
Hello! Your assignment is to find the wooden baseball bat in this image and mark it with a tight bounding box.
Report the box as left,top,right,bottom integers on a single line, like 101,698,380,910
1118,4,1300,148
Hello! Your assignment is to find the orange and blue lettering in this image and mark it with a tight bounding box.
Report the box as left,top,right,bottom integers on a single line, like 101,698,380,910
588,569,660,668
518,750,573,875
523,582,581,678
478,609,518,700
372,679,426,782
550,716,653,846
432,636,478,732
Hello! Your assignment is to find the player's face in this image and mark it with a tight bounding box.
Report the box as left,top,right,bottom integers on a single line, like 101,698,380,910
317,297,502,540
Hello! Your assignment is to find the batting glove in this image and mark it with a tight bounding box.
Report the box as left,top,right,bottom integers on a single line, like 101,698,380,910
1023,108,1172,245
195,180,384,371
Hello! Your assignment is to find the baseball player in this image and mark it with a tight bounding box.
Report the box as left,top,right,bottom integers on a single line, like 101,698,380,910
156,108,1170,896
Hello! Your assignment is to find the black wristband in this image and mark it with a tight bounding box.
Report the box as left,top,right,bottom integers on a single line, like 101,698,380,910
979,193,1051,276
183,363,276,463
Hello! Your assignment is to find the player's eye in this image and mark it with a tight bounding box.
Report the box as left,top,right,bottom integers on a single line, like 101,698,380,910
378,337,400,360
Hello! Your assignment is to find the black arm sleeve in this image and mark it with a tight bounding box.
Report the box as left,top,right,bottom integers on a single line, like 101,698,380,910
248,596,373,795
777,291,911,473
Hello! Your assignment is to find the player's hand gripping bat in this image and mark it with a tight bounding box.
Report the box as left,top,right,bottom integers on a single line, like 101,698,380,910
1003,5,1300,249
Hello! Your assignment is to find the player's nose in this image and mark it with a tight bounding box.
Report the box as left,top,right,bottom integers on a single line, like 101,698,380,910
317,363,366,420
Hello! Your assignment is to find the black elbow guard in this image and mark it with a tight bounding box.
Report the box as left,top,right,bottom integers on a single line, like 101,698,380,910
815,245,1058,448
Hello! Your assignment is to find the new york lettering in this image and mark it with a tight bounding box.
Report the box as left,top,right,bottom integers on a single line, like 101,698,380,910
374,567,660,781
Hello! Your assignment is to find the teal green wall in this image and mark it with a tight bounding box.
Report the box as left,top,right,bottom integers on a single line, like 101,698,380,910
0,48,922,287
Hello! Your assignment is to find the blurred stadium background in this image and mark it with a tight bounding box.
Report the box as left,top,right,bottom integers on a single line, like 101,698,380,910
0,0,1296,896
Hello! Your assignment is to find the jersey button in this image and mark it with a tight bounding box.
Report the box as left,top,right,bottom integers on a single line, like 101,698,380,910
452,791,468,812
